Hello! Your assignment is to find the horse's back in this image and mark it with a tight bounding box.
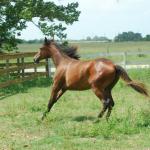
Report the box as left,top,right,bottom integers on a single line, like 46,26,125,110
64,58,115,90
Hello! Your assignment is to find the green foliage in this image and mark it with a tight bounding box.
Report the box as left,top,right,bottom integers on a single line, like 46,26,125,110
86,36,110,41
114,31,143,42
143,34,150,41
114,31,150,42
0,0,80,51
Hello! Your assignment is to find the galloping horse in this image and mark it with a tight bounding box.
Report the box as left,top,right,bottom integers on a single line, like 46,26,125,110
34,38,149,120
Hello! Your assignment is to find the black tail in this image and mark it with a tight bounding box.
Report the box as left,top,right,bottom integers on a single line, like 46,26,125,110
115,65,149,97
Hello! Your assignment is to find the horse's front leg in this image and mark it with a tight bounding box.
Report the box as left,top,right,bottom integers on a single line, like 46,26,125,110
42,85,65,120
56,89,66,100
47,89,66,113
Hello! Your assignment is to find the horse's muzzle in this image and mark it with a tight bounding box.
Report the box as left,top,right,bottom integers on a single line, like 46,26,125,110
33,58,39,64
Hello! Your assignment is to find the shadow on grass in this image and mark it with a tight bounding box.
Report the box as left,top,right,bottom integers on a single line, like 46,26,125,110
0,77,53,100
72,115,95,122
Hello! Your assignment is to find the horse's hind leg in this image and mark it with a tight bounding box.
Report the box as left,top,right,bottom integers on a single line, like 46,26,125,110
105,69,120,120
98,101,108,118
105,91,115,120
97,91,115,120
98,94,111,118
92,87,110,118
106,93,114,120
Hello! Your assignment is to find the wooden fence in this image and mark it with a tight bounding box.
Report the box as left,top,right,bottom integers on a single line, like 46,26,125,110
0,52,51,88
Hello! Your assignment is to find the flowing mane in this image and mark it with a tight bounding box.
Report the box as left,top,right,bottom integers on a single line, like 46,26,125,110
53,42,80,60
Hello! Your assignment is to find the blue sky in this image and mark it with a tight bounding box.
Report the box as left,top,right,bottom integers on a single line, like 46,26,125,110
20,0,150,40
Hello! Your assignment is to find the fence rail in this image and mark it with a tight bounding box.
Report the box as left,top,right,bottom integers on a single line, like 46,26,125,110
82,51,150,68
0,52,36,60
0,52,51,88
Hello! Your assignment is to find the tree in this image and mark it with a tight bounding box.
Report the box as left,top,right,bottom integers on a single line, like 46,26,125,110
114,31,142,42
86,35,110,41
0,0,80,51
86,36,92,41
144,34,150,41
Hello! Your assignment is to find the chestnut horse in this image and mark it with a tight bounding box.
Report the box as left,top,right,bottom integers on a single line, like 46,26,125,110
34,38,149,120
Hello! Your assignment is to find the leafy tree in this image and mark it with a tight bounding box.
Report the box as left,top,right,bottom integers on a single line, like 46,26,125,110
86,35,110,41
114,31,142,42
0,0,80,51
144,34,150,41
86,36,92,41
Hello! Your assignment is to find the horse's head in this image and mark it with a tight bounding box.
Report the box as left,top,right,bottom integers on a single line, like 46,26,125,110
34,37,54,63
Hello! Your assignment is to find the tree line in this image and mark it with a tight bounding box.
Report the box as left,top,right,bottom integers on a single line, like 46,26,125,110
114,32,150,42
18,32,150,44
85,36,111,42
85,32,150,42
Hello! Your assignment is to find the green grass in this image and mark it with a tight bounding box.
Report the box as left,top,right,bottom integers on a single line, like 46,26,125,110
0,69,150,150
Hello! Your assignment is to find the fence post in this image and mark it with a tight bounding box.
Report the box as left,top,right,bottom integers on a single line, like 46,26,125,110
123,52,127,68
6,59,9,77
17,58,20,76
21,57,24,77
34,64,37,75
45,58,51,77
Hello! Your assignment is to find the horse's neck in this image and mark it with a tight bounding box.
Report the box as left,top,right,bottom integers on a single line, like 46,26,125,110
49,45,65,67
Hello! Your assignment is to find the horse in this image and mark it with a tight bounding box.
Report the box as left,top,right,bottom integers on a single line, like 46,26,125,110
34,38,149,120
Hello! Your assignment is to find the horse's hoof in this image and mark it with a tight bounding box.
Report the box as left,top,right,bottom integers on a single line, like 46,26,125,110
41,113,46,120
41,116,45,121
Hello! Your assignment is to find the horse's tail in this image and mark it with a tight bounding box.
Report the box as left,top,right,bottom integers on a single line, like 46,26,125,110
115,65,149,97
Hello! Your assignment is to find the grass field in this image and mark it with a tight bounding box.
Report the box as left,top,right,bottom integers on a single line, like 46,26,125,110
18,41,150,54
0,69,150,150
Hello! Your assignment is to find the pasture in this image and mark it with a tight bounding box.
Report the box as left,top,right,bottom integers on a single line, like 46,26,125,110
18,41,150,53
17,41,150,65
0,41,150,149
0,69,150,150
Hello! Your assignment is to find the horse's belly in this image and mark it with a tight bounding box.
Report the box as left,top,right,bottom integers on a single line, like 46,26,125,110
66,73,91,90
65,61,93,90
67,80,91,90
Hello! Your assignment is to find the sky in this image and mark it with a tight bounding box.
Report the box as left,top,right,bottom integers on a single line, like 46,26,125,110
20,0,150,40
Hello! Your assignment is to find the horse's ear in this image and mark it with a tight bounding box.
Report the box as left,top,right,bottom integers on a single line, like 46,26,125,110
44,37,54,45
44,37,48,44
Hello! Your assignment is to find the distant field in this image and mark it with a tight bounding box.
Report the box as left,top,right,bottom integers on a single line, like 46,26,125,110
0,69,150,150
17,41,150,65
18,41,150,54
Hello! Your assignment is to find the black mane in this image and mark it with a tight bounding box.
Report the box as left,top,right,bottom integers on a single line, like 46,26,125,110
54,42,80,60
